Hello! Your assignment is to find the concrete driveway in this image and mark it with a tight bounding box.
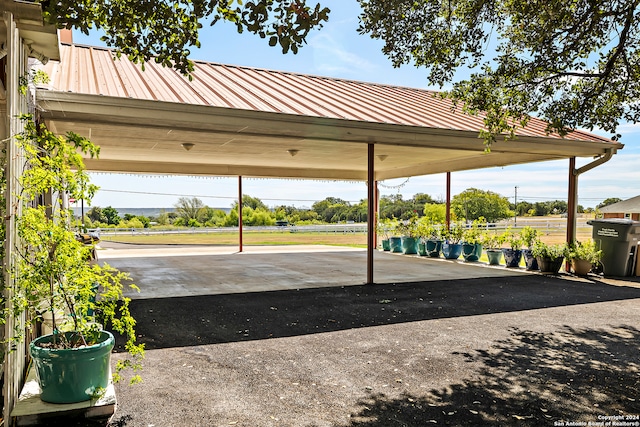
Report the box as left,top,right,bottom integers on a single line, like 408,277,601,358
98,243,530,298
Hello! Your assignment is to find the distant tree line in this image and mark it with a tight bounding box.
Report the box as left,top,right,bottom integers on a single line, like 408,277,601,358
79,190,616,229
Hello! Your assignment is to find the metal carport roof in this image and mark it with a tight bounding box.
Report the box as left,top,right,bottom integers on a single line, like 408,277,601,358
36,44,622,180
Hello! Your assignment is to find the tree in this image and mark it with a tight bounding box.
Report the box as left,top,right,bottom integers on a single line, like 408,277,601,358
451,188,512,222
597,197,623,209
102,206,121,225
43,1,330,76
312,197,351,223
422,203,446,223
87,206,106,223
358,0,640,145
175,197,207,223
241,194,269,211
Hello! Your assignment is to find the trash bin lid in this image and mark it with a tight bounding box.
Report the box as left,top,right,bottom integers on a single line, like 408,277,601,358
587,218,637,226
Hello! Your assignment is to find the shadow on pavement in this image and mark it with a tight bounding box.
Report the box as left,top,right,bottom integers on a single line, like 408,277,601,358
113,274,640,351
325,325,640,427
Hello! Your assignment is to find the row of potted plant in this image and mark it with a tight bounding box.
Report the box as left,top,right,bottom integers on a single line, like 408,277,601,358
378,217,602,275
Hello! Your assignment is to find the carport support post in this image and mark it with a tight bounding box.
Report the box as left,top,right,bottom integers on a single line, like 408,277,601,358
446,172,451,231
567,157,577,245
367,143,375,284
565,148,615,246
374,180,379,249
238,176,243,253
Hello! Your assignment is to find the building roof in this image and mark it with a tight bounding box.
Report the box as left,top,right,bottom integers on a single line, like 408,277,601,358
36,43,623,180
0,0,60,63
600,196,640,213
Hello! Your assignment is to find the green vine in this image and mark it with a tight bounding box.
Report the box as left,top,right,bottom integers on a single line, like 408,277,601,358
8,113,144,384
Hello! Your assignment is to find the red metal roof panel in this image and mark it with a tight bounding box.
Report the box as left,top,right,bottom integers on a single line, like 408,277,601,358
41,44,611,144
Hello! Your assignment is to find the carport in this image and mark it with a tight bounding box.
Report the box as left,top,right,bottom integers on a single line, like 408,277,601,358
37,42,623,284
0,11,628,422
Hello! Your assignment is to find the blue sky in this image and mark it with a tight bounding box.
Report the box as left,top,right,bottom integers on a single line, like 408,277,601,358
73,0,639,210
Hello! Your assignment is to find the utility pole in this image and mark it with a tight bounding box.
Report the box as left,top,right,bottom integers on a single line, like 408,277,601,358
514,186,518,226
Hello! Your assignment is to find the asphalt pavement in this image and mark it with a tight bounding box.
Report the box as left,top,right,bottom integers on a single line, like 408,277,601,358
38,244,640,426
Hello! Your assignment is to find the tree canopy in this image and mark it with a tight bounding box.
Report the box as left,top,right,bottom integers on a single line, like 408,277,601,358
451,188,512,222
43,0,330,75
597,197,623,209
358,0,640,145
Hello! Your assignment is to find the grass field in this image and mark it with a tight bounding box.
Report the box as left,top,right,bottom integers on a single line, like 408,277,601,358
100,226,593,247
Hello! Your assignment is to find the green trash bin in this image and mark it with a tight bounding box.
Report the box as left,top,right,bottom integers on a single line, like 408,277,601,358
588,218,640,277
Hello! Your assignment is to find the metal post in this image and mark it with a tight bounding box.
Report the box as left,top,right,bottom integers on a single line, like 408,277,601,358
567,157,577,244
514,186,518,226
238,176,243,253
374,180,379,249
367,144,375,284
446,172,451,231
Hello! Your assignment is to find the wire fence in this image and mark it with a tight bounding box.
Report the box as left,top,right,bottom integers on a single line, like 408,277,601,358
93,217,593,238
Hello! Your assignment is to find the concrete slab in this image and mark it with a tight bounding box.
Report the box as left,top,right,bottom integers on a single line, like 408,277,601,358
98,244,526,299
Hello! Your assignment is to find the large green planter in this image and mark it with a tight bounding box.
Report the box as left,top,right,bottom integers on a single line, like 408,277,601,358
401,236,418,255
30,330,115,403
389,237,403,253
462,243,482,262
426,239,442,258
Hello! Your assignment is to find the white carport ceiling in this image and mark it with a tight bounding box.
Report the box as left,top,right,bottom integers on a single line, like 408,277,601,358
36,44,623,180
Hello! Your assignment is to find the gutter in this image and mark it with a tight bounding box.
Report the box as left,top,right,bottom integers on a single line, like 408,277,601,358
575,148,617,176
567,147,617,244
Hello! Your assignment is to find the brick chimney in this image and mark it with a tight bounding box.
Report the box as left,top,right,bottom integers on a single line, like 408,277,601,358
59,29,72,44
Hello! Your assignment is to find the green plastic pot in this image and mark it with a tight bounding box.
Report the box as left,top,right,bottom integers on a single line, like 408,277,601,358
486,249,503,265
29,330,115,403
462,243,483,262
401,236,418,255
426,239,442,258
389,237,403,253
417,242,427,256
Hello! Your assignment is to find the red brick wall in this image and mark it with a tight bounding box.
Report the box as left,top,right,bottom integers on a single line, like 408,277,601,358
603,213,640,220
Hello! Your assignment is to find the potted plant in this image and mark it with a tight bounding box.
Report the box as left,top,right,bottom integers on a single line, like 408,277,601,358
461,218,485,262
567,239,602,276
384,217,403,253
10,115,144,404
377,217,393,251
442,221,464,260
500,227,523,268
398,214,419,255
424,222,444,258
520,226,539,270
415,217,433,256
532,240,568,274
483,232,503,266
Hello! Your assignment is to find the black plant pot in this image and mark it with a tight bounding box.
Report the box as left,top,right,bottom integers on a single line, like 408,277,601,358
502,248,522,268
522,249,538,271
537,256,564,274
